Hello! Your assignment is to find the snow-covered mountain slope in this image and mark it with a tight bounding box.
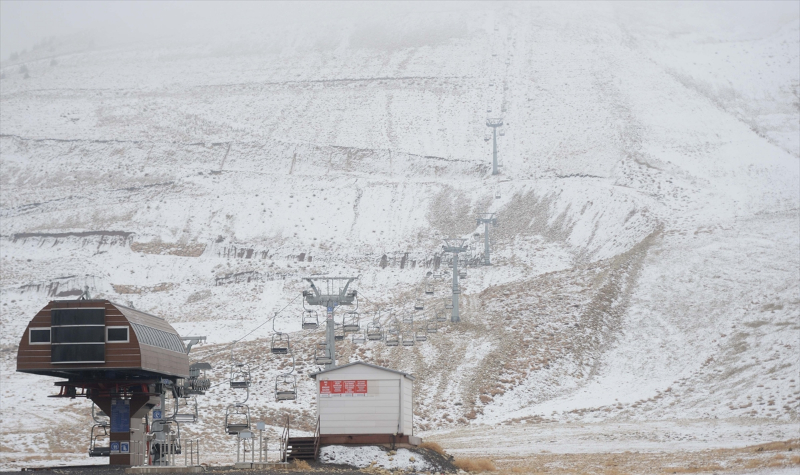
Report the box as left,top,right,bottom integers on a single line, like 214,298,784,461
1,2,798,469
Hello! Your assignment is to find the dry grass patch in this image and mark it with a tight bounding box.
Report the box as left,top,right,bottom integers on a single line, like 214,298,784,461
419,441,446,455
290,459,311,470
665,464,724,473
455,457,497,472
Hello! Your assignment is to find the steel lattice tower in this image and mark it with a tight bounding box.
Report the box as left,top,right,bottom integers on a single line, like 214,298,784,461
302,277,358,369
477,212,497,265
442,238,469,323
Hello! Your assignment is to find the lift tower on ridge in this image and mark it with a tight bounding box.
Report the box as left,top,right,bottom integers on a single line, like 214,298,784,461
477,212,498,266
486,117,504,175
302,276,358,369
442,238,469,323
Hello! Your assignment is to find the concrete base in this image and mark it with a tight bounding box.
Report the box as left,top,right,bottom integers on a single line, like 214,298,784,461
318,433,421,446
126,466,203,474
233,462,289,470
253,462,289,469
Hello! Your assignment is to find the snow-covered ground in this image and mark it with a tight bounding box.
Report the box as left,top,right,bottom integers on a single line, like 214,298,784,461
1,2,798,472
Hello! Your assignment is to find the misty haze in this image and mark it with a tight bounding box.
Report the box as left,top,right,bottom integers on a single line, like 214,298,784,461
1,1,798,474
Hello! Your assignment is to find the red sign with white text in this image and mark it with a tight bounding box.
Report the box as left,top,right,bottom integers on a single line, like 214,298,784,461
320,380,367,395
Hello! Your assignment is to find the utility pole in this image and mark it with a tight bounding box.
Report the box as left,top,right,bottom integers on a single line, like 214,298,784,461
486,117,504,175
302,277,358,370
442,238,468,323
477,213,497,266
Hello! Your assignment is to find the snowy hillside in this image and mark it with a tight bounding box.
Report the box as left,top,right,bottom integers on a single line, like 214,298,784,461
1,2,798,471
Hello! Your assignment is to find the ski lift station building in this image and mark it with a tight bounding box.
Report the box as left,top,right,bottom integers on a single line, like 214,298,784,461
16,299,190,465
309,362,420,446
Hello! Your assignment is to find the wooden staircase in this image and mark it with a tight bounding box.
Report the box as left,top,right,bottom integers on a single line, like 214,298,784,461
284,416,320,461
286,437,317,460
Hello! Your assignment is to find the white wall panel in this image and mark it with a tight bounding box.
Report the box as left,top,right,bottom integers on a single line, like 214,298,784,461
315,364,414,435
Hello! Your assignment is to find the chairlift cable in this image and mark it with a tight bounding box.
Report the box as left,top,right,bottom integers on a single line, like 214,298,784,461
191,293,302,361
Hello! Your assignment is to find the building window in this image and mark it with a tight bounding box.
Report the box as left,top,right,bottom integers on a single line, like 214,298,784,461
29,328,51,345
107,326,129,343
50,307,105,364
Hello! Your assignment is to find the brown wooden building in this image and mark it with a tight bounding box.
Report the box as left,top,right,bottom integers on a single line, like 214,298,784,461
17,299,189,379
16,299,191,465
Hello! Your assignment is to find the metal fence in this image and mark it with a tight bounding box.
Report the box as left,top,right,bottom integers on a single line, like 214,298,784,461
131,435,201,467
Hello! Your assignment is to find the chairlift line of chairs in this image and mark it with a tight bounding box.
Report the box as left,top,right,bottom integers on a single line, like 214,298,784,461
227,342,254,434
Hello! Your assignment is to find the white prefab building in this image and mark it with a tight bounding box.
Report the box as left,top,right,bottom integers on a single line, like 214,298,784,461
309,362,416,441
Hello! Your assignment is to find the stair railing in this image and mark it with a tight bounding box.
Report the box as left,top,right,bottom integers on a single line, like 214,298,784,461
280,415,290,462
312,415,321,460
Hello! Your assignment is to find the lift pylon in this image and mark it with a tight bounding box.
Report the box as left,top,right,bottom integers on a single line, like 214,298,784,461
477,213,498,266
302,276,358,370
486,117,504,175
443,238,468,323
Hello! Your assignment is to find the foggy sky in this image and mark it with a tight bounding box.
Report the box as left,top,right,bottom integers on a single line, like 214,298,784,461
1,1,797,61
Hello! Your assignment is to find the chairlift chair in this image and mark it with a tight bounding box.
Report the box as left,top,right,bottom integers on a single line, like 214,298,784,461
334,324,345,341
352,331,366,344
174,396,199,423
88,423,110,457
385,326,400,347
459,270,467,279
88,404,110,457
343,311,360,332
499,128,506,136
92,402,108,425
230,363,251,389
315,343,333,365
302,310,319,330
401,332,415,346
225,404,251,434
436,312,448,322
415,329,428,342
427,321,439,333
414,300,424,311
425,283,434,295
402,313,414,325
275,374,297,401
271,332,291,355
445,302,454,310
366,321,383,341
